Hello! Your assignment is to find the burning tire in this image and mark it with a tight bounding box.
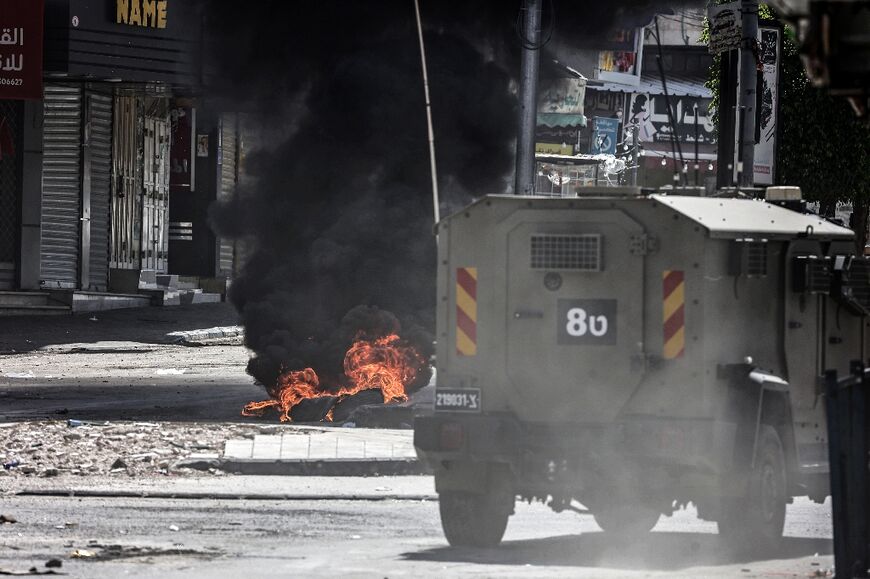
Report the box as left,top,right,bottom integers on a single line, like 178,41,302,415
592,502,661,537
717,425,787,553
438,491,512,547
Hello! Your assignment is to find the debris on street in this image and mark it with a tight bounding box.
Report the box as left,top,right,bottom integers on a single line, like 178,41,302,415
0,421,296,479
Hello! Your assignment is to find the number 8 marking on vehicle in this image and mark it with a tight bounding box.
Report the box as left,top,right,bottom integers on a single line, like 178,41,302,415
565,307,608,337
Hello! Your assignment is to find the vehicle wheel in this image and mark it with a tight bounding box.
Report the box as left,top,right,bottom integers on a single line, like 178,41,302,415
439,491,512,547
593,502,661,536
718,425,787,553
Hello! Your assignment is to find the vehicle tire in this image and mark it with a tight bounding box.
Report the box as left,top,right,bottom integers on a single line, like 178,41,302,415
593,502,661,537
717,425,787,553
439,491,512,547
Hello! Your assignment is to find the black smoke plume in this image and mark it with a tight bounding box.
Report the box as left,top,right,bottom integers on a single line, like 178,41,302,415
205,1,517,391
203,1,695,393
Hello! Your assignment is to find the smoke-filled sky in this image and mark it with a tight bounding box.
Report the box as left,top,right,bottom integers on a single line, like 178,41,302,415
204,0,688,392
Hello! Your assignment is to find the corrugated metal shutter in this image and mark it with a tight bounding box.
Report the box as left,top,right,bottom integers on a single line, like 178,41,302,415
87,92,112,291
40,85,83,289
219,114,237,276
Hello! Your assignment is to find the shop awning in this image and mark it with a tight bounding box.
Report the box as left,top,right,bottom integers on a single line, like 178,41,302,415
588,73,711,98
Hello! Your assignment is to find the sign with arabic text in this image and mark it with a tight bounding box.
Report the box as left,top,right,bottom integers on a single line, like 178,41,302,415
708,2,741,55
538,78,586,115
0,0,43,99
627,94,716,145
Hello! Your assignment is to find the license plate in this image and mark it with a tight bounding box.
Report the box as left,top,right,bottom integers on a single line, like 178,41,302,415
435,388,481,412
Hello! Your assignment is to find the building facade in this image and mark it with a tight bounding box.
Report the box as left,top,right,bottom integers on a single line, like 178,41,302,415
0,0,242,305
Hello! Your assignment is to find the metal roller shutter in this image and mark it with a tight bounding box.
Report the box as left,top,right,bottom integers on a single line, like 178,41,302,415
40,84,83,289
87,92,112,291
218,114,237,276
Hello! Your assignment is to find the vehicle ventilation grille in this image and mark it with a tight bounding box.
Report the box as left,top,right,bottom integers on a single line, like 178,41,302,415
746,242,768,277
847,258,870,311
792,256,831,294
531,234,601,271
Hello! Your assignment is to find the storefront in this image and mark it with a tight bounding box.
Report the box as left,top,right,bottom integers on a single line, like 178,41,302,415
0,0,217,298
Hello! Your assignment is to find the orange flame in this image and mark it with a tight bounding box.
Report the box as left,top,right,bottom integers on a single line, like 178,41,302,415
242,334,425,422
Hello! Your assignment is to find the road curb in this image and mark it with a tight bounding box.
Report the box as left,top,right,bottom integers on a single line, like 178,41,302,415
176,457,432,477
13,488,437,501
166,325,244,345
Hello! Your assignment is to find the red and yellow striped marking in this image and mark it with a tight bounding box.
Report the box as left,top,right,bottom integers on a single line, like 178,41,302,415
456,267,477,356
663,270,685,359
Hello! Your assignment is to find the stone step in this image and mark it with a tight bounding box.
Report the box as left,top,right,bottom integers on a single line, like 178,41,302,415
0,291,54,307
176,276,200,290
138,270,157,287
155,274,179,288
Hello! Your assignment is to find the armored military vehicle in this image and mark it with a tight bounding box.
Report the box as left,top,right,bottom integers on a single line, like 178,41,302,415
414,188,866,549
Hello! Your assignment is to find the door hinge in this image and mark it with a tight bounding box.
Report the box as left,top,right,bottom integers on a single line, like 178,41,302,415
629,234,658,256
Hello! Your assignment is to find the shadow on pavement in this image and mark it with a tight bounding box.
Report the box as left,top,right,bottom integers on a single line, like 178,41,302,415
402,532,832,571
0,303,241,354
0,382,271,423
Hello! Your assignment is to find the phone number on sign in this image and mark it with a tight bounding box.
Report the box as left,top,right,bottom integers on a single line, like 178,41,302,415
0,78,23,86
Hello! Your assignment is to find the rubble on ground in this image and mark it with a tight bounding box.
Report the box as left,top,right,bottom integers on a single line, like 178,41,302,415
0,420,301,479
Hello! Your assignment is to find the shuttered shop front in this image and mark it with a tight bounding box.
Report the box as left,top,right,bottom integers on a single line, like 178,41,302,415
86,92,112,291
40,84,82,289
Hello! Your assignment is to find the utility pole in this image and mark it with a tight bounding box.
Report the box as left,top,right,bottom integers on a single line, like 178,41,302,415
738,0,758,188
630,123,639,186
515,0,541,196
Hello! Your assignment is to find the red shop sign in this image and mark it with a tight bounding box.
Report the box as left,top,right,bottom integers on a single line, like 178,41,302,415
0,0,43,100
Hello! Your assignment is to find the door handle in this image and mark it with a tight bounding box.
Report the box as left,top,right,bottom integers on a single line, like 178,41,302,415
513,309,543,319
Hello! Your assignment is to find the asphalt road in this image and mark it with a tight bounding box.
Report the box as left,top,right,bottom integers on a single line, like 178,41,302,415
0,306,838,577
1,477,833,578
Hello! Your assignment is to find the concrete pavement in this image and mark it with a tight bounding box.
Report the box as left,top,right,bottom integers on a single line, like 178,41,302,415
179,426,426,476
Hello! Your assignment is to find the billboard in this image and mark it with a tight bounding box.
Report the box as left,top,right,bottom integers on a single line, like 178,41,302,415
627,93,716,145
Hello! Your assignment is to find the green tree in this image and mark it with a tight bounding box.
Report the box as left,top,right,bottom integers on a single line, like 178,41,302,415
706,5,870,250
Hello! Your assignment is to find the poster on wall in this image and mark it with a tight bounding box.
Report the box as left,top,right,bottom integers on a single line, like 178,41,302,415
0,0,44,100
733,24,781,186
754,26,781,185
597,28,643,86
591,117,619,155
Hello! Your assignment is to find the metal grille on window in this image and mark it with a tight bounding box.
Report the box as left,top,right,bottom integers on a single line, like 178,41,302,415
792,256,831,294
746,242,768,277
0,100,21,290
531,234,601,271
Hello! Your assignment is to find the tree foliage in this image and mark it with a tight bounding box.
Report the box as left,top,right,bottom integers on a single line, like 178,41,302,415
705,4,870,247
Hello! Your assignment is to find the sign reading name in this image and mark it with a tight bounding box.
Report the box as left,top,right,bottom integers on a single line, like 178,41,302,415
117,0,168,29
0,0,43,100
